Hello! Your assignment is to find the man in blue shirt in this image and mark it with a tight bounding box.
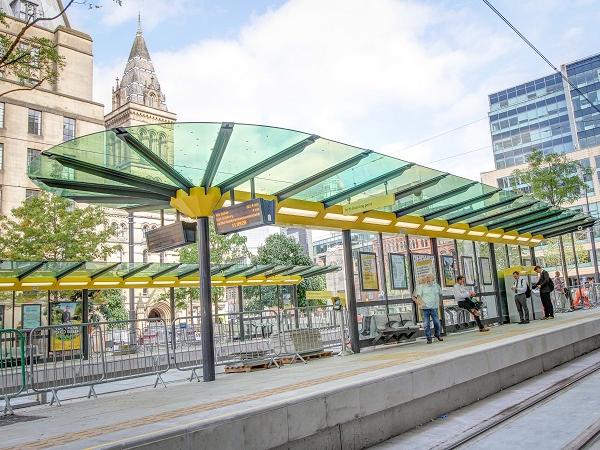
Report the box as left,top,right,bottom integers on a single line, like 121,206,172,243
414,274,443,344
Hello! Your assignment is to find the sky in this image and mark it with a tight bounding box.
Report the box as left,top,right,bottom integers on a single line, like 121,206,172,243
67,0,600,248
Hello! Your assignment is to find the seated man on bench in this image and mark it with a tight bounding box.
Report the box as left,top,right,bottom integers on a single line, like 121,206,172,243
453,275,489,333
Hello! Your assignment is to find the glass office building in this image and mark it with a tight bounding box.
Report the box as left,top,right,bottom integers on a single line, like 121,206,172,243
489,73,573,170
567,53,600,149
488,52,600,171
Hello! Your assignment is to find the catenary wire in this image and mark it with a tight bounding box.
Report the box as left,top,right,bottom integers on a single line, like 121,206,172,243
482,0,600,118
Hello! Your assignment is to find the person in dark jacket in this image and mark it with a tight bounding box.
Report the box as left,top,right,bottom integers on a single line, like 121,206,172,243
534,265,554,319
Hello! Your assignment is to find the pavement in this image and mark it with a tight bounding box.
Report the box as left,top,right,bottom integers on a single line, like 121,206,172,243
1,309,599,450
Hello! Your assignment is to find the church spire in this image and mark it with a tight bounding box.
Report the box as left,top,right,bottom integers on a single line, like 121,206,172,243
112,16,168,111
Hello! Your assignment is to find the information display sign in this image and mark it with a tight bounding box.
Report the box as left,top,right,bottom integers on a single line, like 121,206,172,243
21,304,41,329
146,221,196,253
441,255,456,287
358,252,379,291
214,199,275,235
389,253,408,290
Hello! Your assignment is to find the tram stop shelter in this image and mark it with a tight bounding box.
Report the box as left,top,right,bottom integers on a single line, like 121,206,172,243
27,122,595,381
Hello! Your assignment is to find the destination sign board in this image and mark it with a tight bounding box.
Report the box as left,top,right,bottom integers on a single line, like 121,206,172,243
214,199,275,235
342,194,395,215
146,221,196,253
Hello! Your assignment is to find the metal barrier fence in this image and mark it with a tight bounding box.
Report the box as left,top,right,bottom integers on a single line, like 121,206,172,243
28,318,169,406
1,308,348,411
172,306,348,379
172,310,281,381
0,329,26,414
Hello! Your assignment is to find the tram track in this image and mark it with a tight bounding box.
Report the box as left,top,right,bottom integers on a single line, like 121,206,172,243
434,359,600,450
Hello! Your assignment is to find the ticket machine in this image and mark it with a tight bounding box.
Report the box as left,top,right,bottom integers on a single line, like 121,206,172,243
501,266,544,322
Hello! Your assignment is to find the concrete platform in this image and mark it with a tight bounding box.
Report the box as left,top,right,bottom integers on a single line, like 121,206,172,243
2,310,600,450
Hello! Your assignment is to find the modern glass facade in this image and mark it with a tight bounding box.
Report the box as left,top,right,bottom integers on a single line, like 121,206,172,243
567,54,600,149
489,73,572,169
489,52,600,171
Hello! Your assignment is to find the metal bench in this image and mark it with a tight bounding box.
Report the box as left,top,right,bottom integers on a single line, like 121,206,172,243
360,313,419,345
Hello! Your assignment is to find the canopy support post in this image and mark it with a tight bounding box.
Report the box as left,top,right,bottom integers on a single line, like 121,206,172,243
197,217,215,382
571,233,581,285
237,285,244,341
128,211,136,346
559,236,570,286
170,287,176,351
82,289,89,360
342,229,360,353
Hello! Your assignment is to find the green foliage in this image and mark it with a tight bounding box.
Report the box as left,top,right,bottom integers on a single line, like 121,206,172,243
538,236,590,268
245,233,326,310
94,289,128,327
0,192,120,260
512,149,590,207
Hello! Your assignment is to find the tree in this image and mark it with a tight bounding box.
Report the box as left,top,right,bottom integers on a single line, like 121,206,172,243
537,236,589,268
157,221,250,315
93,289,128,327
512,149,590,207
245,233,326,310
513,149,593,275
0,192,120,260
0,0,121,97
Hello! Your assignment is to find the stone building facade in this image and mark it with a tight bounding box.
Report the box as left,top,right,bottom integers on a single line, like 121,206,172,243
0,0,105,214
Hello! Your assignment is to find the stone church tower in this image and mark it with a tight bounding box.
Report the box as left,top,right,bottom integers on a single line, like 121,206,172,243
103,17,179,321
105,16,176,127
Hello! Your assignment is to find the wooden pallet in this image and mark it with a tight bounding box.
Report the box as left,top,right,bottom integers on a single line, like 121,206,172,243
277,350,334,365
224,360,272,373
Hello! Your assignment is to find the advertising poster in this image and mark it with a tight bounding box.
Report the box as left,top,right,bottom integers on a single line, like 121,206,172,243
461,256,475,285
441,255,456,287
50,302,82,351
389,253,408,290
412,254,436,285
479,257,492,285
358,252,379,291
21,304,41,329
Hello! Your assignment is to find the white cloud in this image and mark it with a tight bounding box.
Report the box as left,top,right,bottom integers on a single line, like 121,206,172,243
99,0,197,29
94,0,519,183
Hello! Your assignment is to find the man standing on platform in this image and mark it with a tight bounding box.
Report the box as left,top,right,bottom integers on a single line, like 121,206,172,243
511,271,530,324
414,274,443,344
534,265,554,319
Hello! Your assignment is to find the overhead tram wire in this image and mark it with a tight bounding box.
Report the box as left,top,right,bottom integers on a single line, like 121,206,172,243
482,0,600,119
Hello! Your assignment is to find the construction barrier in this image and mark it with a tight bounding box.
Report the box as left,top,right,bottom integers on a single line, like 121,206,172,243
0,329,26,415
27,318,169,406
2,307,348,407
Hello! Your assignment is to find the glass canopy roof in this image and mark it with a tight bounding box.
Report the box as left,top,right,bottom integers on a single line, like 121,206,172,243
27,122,595,245
0,261,339,292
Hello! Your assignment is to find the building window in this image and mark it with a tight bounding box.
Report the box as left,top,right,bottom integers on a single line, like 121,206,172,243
25,188,39,199
28,109,41,135
0,144,3,170
63,117,75,142
142,224,149,237
12,0,40,21
27,148,40,166
142,249,148,263
158,133,167,160
120,222,127,238
0,103,5,129
148,131,156,152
